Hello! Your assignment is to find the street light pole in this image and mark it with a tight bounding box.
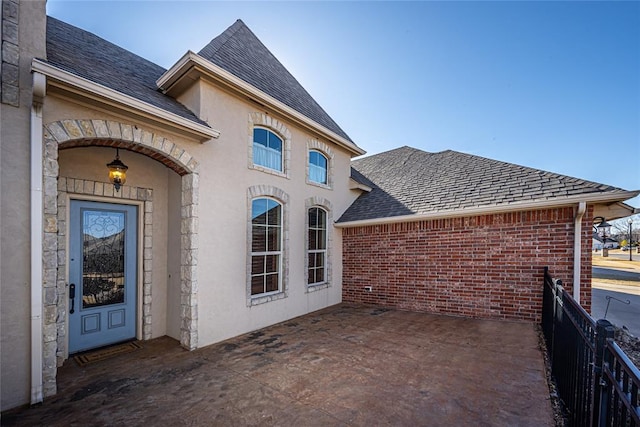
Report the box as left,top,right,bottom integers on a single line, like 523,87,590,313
629,218,633,262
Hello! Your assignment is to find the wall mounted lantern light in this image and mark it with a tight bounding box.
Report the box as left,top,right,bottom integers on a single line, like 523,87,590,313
106,148,128,192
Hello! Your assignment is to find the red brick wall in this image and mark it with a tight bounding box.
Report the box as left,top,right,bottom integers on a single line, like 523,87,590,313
342,206,593,322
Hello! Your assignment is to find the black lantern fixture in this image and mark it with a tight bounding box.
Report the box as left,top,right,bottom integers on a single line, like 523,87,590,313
594,216,612,256
106,148,128,192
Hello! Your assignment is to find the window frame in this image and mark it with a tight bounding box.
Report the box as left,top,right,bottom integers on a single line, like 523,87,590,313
306,139,334,189
308,150,329,185
250,197,283,297
247,186,289,306
252,127,284,173
307,206,328,287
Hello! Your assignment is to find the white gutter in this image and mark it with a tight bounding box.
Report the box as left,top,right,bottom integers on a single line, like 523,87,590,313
30,72,46,405
157,52,365,156
573,202,587,303
335,191,640,228
31,59,220,141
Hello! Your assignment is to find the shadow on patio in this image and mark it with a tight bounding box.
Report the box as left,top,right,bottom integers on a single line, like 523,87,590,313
3,304,553,426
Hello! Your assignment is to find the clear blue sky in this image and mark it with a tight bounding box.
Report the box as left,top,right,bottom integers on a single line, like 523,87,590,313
47,0,640,210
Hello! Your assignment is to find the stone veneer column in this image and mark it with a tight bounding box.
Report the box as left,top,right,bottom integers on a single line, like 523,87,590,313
180,173,198,350
1,0,20,106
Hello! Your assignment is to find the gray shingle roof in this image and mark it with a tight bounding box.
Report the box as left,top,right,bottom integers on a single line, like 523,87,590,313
199,20,353,143
338,146,632,223
44,17,209,127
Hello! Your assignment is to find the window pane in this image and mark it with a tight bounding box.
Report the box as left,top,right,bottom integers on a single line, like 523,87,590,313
309,229,318,250
267,227,280,251
252,225,267,252
309,152,328,184
265,273,279,292
308,253,316,269
252,199,268,223
315,267,324,284
317,209,327,229
315,252,325,269
253,128,268,147
266,202,281,225
251,255,265,275
308,268,315,285
317,229,326,250
308,208,318,228
251,275,264,295
268,133,282,151
265,254,279,273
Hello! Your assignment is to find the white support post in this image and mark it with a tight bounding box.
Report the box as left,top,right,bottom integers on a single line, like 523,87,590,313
573,201,586,304
30,71,46,404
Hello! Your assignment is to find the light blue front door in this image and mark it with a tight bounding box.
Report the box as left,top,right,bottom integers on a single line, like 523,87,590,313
69,200,138,354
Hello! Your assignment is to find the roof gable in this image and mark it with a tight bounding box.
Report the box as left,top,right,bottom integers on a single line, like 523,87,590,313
339,146,635,223
198,20,353,143
44,17,209,127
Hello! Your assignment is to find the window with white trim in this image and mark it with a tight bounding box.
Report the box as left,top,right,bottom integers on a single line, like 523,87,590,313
253,127,283,172
307,207,327,285
309,150,328,185
251,198,282,295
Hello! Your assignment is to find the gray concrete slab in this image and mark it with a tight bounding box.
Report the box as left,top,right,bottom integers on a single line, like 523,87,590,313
2,304,553,426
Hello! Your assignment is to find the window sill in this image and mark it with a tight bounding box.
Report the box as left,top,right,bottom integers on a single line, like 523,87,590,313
249,290,287,306
250,164,289,179
306,179,332,190
306,282,330,293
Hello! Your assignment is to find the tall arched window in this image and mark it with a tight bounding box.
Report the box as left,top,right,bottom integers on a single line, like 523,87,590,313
253,127,283,172
251,198,282,295
307,207,327,285
309,150,328,184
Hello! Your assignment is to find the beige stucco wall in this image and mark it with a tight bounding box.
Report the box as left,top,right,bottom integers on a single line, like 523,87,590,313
0,0,47,411
177,79,361,346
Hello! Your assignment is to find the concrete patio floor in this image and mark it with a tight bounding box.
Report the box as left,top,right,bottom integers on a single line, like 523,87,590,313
3,304,553,426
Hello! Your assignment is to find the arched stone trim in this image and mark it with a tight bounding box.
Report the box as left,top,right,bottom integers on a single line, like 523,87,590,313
45,119,200,175
40,120,200,398
247,113,292,178
305,197,334,292
246,185,290,306
306,139,334,189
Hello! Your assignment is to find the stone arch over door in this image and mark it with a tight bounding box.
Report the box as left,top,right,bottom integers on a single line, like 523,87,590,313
41,119,200,397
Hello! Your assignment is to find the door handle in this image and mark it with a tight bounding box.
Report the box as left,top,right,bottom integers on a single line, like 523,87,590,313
69,283,76,314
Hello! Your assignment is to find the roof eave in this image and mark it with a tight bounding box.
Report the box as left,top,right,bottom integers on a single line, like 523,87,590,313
157,52,366,157
32,58,220,142
336,190,640,228
349,177,372,192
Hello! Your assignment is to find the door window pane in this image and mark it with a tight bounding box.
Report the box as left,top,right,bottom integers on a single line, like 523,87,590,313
82,210,126,308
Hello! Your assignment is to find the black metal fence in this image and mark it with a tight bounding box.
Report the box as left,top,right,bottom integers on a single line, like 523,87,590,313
542,267,640,426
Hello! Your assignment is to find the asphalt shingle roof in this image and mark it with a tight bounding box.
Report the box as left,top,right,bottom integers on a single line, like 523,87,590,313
339,146,631,223
198,20,354,143
44,17,209,127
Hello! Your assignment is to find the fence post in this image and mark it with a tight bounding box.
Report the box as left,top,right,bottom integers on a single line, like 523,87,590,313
592,318,615,427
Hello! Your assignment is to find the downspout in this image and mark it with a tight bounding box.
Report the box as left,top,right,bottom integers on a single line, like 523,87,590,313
30,71,46,405
573,201,587,303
